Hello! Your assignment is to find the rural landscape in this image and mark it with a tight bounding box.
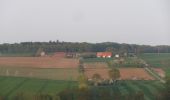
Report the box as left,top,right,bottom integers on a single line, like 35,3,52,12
0,42,169,100
1,0,170,100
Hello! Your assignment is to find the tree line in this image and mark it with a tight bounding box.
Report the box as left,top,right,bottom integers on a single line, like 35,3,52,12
0,41,170,55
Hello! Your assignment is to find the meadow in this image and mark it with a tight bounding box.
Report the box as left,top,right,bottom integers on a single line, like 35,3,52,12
139,53,170,76
0,76,164,100
0,76,77,100
0,67,78,80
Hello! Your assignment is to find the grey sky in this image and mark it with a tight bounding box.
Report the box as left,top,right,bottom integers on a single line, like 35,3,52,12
0,0,169,45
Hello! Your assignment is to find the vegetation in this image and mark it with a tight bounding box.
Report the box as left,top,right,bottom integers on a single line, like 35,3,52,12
0,41,170,56
0,76,165,100
0,76,77,100
108,68,120,83
139,53,170,68
0,67,78,80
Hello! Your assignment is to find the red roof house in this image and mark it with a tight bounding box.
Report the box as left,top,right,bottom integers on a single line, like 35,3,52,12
97,52,112,58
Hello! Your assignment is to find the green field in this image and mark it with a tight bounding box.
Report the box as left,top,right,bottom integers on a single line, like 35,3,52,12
0,76,77,100
83,57,143,68
139,53,170,77
83,58,113,63
139,53,170,68
0,67,79,81
93,80,164,100
0,76,164,100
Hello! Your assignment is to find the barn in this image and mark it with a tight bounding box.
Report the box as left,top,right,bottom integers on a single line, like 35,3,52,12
97,52,112,58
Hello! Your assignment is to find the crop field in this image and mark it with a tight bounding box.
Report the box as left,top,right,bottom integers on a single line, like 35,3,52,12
139,53,170,68
93,80,164,100
0,57,79,68
165,68,170,77
0,76,164,100
84,62,108,69
0,76,77,100
83,58,113,63
139,53,170,77
0,67,79,80
84,68,155,80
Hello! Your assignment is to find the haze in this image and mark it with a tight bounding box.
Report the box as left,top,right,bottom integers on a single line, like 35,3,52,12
0,0,170,45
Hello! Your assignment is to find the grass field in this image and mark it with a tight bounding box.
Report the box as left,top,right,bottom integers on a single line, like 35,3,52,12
0,67,79,80
0,76,164,100
0,76,77,100
83,58,113,63
92,80,164,100
139,53,170,68
139,53,170,77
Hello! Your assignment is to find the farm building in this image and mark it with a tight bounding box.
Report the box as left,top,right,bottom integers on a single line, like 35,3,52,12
97,52,112,58
40,51,46,57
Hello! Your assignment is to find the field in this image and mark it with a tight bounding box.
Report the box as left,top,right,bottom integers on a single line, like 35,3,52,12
139,53,170,68
0,76,164,100
0,76,77,100
0,57,79,68
84,68,155,80
93,80,164,100
139,53,170,76
83,58,113,63
0,67,79,80
84,63,108,68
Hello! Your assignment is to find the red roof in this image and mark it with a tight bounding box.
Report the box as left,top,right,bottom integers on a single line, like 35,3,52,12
97,52,112,57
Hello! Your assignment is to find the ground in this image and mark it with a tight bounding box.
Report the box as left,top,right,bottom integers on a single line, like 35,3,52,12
0,76,164,100
0,53,169,100
0,57,79,68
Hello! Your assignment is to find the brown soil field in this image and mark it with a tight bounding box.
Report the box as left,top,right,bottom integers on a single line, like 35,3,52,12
153,68,165,78
84,68,110,79
84,68,155,80
84,62,108,69
119,68,155,80
0,57,79,68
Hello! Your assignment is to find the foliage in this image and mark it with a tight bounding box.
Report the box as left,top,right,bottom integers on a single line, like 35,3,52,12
92,73,102,86
77,74,88,90
108,68,120,81
0,41,170,56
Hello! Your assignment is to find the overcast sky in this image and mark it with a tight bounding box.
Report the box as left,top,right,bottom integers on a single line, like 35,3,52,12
0,0,170,45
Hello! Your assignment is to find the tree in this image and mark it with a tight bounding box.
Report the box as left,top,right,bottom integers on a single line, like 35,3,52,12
77,73,88,90
92,73,102,86
108,68,120,84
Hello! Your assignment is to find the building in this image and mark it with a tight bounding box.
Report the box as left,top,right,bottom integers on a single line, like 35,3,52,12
115,54,120,58
97,52,112,58
40,51,46,57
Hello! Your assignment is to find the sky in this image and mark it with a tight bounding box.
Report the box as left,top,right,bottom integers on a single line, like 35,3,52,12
0,0,170,45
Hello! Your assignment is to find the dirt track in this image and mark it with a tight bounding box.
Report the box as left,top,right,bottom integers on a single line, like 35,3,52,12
0,57,79,68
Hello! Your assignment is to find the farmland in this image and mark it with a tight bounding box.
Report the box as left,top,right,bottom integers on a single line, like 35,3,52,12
0,53,169,99
0,67,78,80
139,53,170,68
0,57,79,68
0,76,77,100
139,53,170,77
0,76,164,100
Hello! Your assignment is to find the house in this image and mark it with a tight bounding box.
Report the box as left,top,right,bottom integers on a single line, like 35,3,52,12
115,54,120,58
40,51,46,57
97,52,112,58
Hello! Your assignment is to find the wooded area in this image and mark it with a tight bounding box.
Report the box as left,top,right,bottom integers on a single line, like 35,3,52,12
0,41,170,55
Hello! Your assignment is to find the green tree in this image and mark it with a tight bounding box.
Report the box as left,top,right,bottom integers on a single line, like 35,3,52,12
92,73,102,86
78,74,88,90
108,68,120,84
